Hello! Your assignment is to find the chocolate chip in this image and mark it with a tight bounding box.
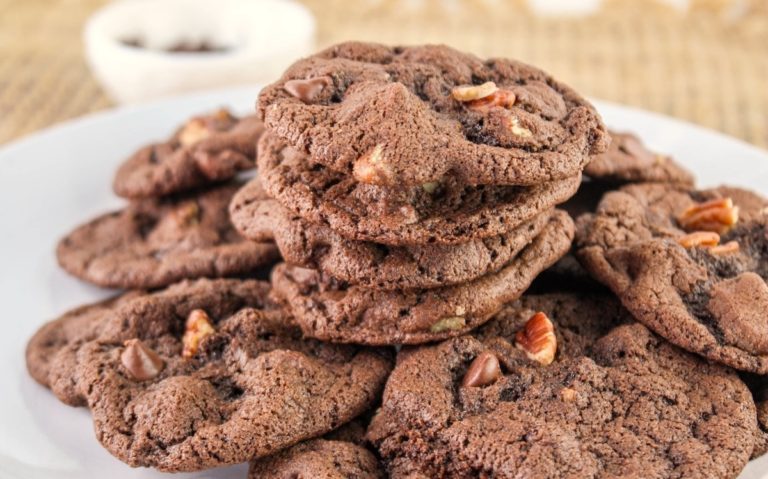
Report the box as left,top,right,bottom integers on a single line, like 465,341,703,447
120,339,164,381
283,77,332,103
462,351,501,387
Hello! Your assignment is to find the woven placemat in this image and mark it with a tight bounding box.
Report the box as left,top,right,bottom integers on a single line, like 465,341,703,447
1,0,767,149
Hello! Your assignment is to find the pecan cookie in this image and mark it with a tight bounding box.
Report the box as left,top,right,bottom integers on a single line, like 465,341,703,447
114,109,265,198
258,42,608,187
584,130,694,185
230,178,553,290
257,132,581,245
57,182,279,289
576,182,768,372
368,293,757,478
270,210,574,344
27,278,393,472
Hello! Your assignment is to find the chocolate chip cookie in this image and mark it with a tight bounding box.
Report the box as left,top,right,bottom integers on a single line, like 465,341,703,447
230,178,553,290
114,109,265,199
57,182,279,289
257,132,581,245
576,182,768,372
368,293,757,478
258,42,608,188
28,278,392,472
270,210,574,344
584,130,694,185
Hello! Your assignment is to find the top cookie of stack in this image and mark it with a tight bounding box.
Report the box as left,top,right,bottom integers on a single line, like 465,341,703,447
232,42,609,345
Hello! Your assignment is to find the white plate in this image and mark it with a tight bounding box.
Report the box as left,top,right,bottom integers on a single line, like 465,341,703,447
1,87,767,479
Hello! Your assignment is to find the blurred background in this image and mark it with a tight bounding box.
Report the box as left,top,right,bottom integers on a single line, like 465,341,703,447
1,0,766,147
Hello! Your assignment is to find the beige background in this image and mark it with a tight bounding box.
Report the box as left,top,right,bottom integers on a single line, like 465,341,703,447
1,0,767,148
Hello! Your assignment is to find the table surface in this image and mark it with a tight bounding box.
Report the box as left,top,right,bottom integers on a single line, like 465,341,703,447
1,0,767,149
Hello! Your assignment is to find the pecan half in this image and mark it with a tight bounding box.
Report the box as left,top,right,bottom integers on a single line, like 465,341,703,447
515,312,557,366
677,198,739,235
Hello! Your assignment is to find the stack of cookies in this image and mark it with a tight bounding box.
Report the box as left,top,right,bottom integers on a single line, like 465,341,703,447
25,41,768,479
230,42,608,344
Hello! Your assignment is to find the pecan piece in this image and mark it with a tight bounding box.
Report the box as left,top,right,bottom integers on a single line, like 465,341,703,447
505,115,533,138
422,181,440,194
178,118,211,146
182,309,216,359
430,316,466,333
451,81,498,102
709,241,740,255
515,312,557,366
178,109,235,146
172,201,201,227
677,231,720,249
468,89,517,111
561,387,577,402
353,144,391,185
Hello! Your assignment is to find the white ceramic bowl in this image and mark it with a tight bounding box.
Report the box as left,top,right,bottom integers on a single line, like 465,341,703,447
84,0,316,104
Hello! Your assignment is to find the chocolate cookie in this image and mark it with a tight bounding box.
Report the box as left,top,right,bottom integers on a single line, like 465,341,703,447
257,132,581,245
576,182,768,372
230,179,553,290
57,182,279,289
114,109,265,198
584,130,694,185
270,210,574,344
27,278,393,472
249,438,383,479
258,42,608,187
368,294,757,478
